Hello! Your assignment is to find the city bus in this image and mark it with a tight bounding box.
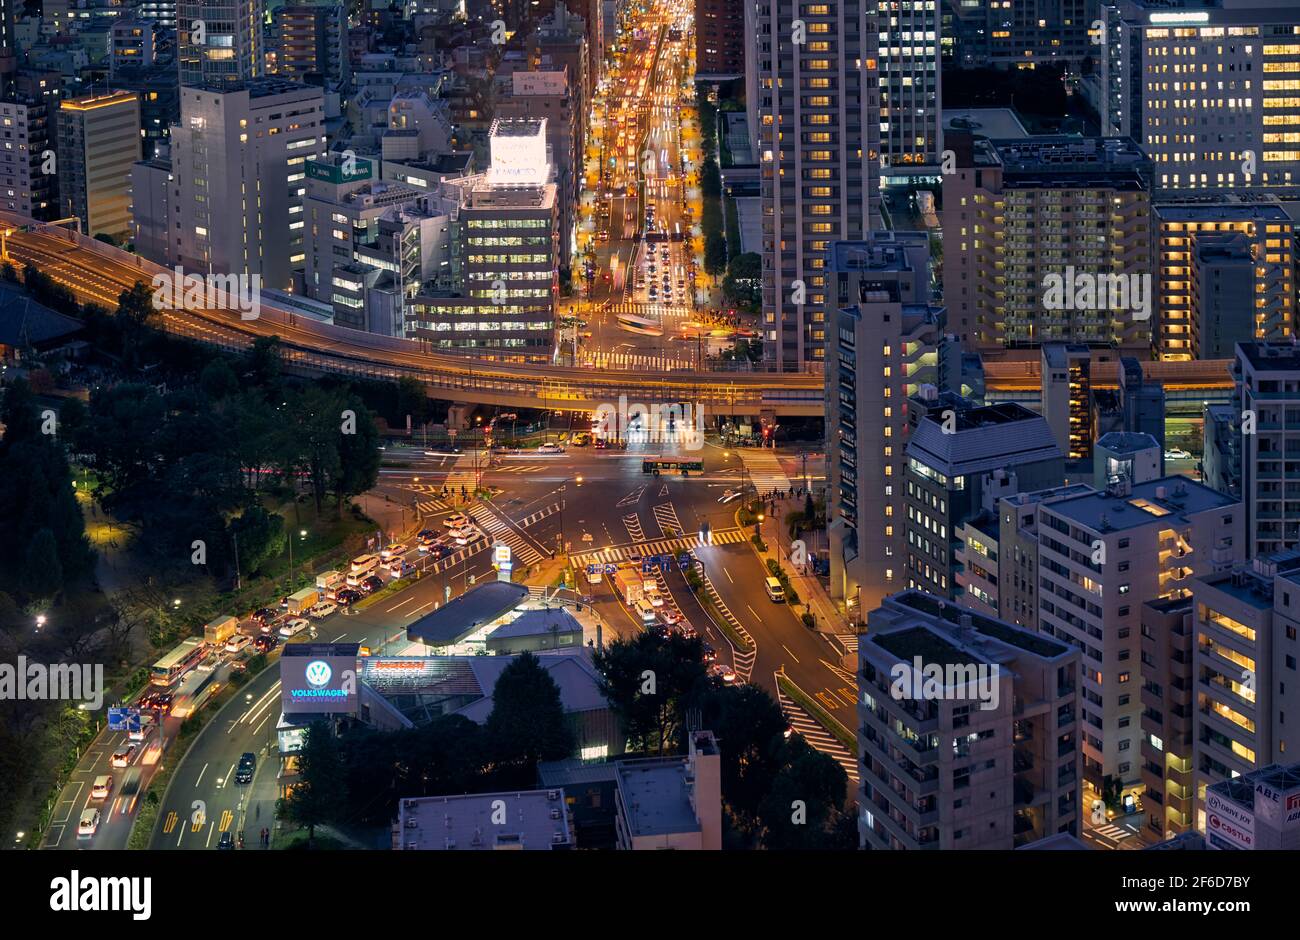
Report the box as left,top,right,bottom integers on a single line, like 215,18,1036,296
150,637,206,687
643,459,704,474
617,312,664,336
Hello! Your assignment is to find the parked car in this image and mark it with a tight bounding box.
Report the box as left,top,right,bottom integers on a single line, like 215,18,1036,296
1164,448,1192,460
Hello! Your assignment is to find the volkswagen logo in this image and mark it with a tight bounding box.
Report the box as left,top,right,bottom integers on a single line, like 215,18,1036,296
305,660,332,688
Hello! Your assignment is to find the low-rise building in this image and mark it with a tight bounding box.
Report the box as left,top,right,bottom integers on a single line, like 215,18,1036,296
393,789,572,850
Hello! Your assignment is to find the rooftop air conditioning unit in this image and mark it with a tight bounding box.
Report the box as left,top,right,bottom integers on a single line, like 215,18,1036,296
547,789,560,800
550,808,561,819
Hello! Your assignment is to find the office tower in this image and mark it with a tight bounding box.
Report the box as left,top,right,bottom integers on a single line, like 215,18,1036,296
904,402,1063,599
1099,0,1300,194
1094,431,1162,488
57,91,140,242
132,80,325,289
1119,356,1165,449
1202,762,1300,850
529,3,590,154
1202,403,1242,500
1040,343,1094,464
1138,595,1195,843
1234,341,1300,559
405,119,558,362
858,591,1082,849
825,232,953,616
877,0,941,168
1033,477,1241,796
111,66,181,161
946,0,1093,71
0,95,58,221
696,0,745,79
494,69,577,270
1152,198,1295,361
177,0,265,88
302,153,460,332
273,4,350,86
942,134,1153,352
997,483,1095,631
1189,551,1300,839
746,0,881,368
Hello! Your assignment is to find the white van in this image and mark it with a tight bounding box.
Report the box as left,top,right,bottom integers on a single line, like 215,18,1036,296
764,577,786,602
634,599,658,624
350,553,380,573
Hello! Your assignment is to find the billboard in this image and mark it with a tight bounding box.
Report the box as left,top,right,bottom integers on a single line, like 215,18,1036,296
1204,790,1254,850
280,644,360,715
1253,776,1300,848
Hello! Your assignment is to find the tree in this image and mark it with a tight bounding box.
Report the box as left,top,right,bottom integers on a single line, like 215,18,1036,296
283,720,348,846
593,632,708,755
485,652,575,786
115,281,155,333
244,335,283,390
697,683,790,826
199,358,240,401
227,505,286,576
758,737,855,849
721,252,761,313
331,395,382,508
704,232,728,277
21,529,64,600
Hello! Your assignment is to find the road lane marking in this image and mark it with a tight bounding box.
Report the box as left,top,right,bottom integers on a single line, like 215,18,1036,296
385,596,417,613
723,567,733,583
162,811,177,834
781,644,801,663
194,762,208,787
218,761,235,789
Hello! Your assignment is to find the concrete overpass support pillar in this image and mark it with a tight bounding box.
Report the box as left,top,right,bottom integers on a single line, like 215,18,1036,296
447,403,473,430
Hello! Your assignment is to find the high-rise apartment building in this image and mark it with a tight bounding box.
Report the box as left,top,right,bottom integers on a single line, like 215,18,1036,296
696,0,745,78
1152,198,1294,361
1187,551,1300,839
858,590,1082,849
825,232,955,615
177,0,265,88
132,80,326,289
1234,341,1300,559
997,483,1096,632
1033,477,1242,795
1138,594,1195,843
1099,0,1300,194
942,134,1153,352
877,0,941,168
904,402,1063,599
57,90,141,242
745,0,882,368
1040,343,1095,464
0,95,58,221
273,4,350,86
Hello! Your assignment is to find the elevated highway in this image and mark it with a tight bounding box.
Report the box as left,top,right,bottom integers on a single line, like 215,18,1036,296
1,215,823,418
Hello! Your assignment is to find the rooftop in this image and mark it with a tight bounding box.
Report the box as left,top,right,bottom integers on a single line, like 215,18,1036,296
395,789,570,850
488,607,583,641
1042,477,1237,533
1205,763,1300,813
907,403,1061,476
614,757,702,838
406,581,528,646
887,590,1072,659
1237,340,1300,374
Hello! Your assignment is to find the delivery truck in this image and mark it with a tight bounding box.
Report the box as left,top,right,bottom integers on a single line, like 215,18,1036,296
286,587,320,616
202,615,238,647
316,570,344,595
614,568,644,605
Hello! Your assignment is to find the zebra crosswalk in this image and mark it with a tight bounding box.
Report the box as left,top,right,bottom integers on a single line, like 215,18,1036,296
651,502,684,538
740,449,791,495
474,504,553,568
570,529,746,568
623,513,645,543
834,633,860,654
606,301,690,318
1092,823,1136,844
776,682,859,784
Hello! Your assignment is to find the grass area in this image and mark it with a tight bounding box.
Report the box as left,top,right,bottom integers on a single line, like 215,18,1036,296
777,673,858,756
725,195,742,261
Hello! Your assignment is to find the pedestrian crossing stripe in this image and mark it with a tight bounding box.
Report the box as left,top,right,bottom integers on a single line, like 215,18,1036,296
776,685,859,784
740,450,791,495
1094,824,1133,840
570,529,745,567
475,505,547,567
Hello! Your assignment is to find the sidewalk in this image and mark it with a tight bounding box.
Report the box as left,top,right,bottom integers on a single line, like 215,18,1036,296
745,497,851,635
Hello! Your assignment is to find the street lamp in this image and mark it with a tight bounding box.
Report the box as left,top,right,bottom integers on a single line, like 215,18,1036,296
34,614,46,632
755,513,764,541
